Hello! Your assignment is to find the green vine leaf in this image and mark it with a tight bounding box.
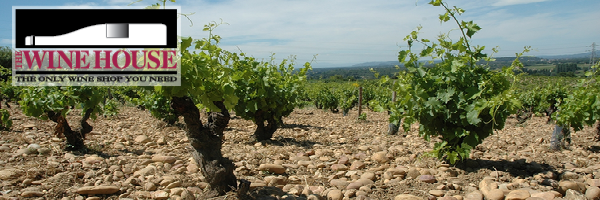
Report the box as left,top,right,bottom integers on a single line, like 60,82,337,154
463,21,481,38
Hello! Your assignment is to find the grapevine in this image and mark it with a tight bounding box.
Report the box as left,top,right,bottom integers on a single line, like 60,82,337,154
150,21,241,196
339,88,358,116
19,86,104,150
553,63,600,144
231,54,311,141
390,0,524,164
0,67,13,130
315,88,340,113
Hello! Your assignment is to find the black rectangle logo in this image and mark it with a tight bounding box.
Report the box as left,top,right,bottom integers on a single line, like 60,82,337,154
15,9,177,48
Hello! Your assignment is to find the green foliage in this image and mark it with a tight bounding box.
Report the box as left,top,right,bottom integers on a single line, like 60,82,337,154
553,63,600,132
19,86,106,149
0,109,10,130
143,92,179,124
232,54,311,125
111,87,178,124
111,87,142,104
545,84,568,114
304,80,394,114
0,46,12,75
517,85,564,116
102,98,120,117
0,65,10,76
112,87,146,109
0,62,15,130
358,112,367,121
363,79,393,112
19,86,105,120
1,70,19,108
153,22,238,111
0,68,19,103
513,83,571,124
340,88,358,114
390,1,523,164
0,83,19,104
517,91,544,113
315,88,340,113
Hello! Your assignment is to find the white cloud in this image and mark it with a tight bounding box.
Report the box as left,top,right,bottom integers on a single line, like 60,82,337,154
492,0,551,7
0,39,12,45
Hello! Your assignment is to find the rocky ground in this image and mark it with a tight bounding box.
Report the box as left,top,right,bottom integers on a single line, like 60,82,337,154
0,103,599,200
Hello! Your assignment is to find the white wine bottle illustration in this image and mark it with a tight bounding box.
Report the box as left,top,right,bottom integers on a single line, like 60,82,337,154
25,23,166,46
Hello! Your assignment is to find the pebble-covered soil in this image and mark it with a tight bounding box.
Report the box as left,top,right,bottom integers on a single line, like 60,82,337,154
1,103,599,200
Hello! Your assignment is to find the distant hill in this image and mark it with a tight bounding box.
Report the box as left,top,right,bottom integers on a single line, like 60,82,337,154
536,52,592,59
307,52,596,80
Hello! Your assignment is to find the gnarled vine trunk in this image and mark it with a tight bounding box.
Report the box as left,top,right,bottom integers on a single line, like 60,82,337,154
171,96,237,196
47,108,93,150
253,110,278,141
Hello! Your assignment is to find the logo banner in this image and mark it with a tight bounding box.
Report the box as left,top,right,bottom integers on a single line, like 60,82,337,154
12,6,181,86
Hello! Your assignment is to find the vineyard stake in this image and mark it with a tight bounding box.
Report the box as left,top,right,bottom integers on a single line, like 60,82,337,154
358,86,362,119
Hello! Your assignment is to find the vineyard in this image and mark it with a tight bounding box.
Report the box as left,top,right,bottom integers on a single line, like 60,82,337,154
1,0,600,200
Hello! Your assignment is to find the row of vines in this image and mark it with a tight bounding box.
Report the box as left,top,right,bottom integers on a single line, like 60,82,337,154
303,80,392,115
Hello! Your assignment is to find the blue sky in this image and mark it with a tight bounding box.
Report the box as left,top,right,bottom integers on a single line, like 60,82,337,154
3,0,599,67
